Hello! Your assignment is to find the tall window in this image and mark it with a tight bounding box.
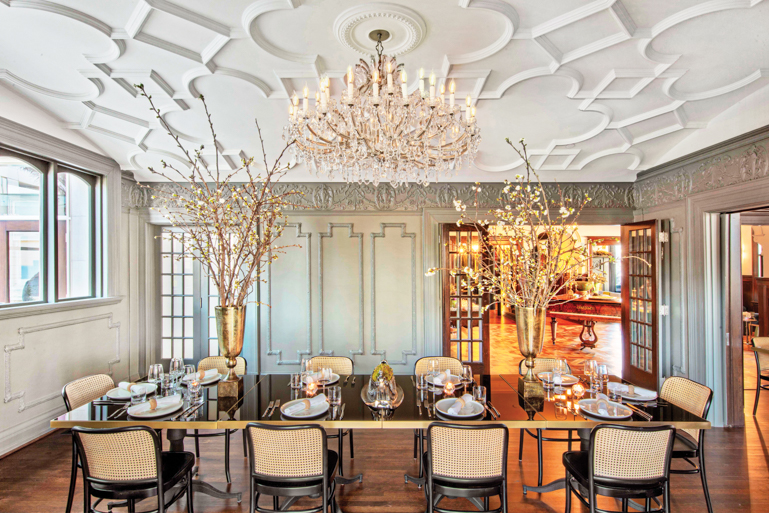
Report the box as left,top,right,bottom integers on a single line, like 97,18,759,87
0,149,101,309
0,154,43,305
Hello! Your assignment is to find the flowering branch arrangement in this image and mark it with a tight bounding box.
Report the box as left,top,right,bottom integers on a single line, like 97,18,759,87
427,138,607,311
135,84,299,307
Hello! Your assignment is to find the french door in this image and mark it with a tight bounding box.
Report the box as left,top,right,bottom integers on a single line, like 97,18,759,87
621,221,659,389
441,224,490,375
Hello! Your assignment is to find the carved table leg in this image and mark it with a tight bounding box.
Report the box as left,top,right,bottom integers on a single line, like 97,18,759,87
550,316,558,344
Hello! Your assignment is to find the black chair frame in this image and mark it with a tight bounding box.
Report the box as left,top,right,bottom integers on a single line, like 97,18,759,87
245,422,338,513
752,348,769,416
71,425,194,513
564,424,675,513
311,356,355,478
425,422,509,513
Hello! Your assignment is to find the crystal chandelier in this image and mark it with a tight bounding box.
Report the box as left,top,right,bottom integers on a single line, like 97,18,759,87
284,32,481,187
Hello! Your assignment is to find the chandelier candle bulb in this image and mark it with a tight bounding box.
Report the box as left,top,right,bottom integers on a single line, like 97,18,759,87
373,70,379,100
387,62,393,90
401,71,408,99
450,80,456,107
429,72,436,100
440,83,445,104
302,85,308,114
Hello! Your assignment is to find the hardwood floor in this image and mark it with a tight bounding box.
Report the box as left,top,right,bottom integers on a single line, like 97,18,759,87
2,389,769,513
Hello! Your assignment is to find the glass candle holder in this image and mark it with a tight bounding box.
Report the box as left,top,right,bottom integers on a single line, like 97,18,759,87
188,380,202,403
416,373,428,390
306,381,318,397
131,386,147,405
444,381,455,396
572,383,585,399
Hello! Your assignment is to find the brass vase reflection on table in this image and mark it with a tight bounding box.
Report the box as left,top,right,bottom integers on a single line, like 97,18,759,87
215,305,246,384
516,305,547,382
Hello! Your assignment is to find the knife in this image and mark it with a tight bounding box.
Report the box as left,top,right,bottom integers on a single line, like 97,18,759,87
270,399,281,418
351,376,356,386
262,400,275,418
488,401,501,418
181,403,204,420
339,403,346,421
626,403,652,420
107,404,129,420
343,375,350,386
410,375,415,387
484,404,497,420
172,403,198,421
417,397,422,415
423,399,431,419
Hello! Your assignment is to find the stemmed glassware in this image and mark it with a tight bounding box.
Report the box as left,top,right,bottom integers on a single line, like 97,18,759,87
597,364,609,393
428,358,439,377
148,364,164,388
584,360,598,391
461,365,473,384
170,357,184,386
554,359,569,393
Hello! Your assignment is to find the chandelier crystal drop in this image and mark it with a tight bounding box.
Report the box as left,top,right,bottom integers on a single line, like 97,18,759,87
284,33,481,188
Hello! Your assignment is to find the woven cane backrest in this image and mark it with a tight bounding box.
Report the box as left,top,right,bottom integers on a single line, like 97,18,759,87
248,425,324,478
198,356,246,375
415,357,463,375
77,430,158,482
429,425,506,480
753,337,769,371
592,427,673,481
63,374,115,411
310,356,353,375
517,358,571,376
660,376,711,441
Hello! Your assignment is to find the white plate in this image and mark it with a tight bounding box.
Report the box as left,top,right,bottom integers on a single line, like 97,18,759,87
537,372,579,386
181,373,223,386
280,399,330,419
127,398,183,418
435,398,485,418
426,374,462,387
578,399,632,419
302,373,340,386
620,388,657,402
105,384,157,401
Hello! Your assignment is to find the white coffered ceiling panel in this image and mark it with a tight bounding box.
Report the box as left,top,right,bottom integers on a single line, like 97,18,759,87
0,0,767,183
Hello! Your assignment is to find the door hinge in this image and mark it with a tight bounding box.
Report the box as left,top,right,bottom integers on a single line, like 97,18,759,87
660,305,669,316
726,333,730,347
658,232,669,243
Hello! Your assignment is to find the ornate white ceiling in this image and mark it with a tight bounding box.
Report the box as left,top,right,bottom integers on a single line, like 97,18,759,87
1,0,768,183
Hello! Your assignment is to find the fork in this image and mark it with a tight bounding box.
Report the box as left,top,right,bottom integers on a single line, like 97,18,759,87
343,375,350,386
351,376,356,386
107,404,129,420
423,398,432,419
262,400,275,418
270,399,281,418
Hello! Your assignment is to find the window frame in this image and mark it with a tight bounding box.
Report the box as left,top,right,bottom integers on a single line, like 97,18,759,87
0,148,103,309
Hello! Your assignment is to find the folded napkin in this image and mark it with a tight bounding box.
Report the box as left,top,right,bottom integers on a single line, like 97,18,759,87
284,394,327,415
130,394,181,415
118,382,152,393
606,383,657,400
183,368,218,382
305,369,332,384
448,394,476,415
433,370,452,386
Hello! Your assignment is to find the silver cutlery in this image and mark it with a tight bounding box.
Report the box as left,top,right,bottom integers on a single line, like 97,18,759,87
107,404,129,420
351,376,356,386
423,399,432,419
172,403,198,421
94,400,123,406
410,376,415,386
339,403,346,420
182,402,205,420
343,375,350,386
484,404,497,419
488,401,501,417
626,403,652,420
417,397,422,416
262,400,275,418
270,399,281,418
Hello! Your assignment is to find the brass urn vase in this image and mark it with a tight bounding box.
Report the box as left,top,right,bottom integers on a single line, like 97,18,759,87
216,305,246,397
515,305,547,382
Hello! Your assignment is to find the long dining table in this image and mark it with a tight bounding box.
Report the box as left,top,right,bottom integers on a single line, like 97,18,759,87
51,372,710,509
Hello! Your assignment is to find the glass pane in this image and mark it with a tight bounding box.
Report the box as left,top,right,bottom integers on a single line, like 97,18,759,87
162,275,171,294
162,339,171,359
646,349,653,372
209,339,218,357
173,338,183,357
161,233,172,253
184,339,193,359
173,258,182,274
162,318,171,337
184,296,193,316
184,317,193,337
0,159,43,304
162,257,171,274
57,172,93,299
173,296,183,316
173,318,182,337
162,297,172,315
184,275,193,295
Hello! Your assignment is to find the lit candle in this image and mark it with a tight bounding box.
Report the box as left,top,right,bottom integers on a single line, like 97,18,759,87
324,77,330,104
307,381,318,396
440,83,445,104
429,72,436,100
471,106,476,120
347,66,354,99
444,381,455,395
387,61,393,90
401,71,408,98
302,85,308,114
373,69,379,100
289,103,293,120
449,80,456,107
419,68,425,97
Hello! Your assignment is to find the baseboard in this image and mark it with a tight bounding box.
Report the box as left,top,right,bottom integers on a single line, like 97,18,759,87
0,404,66,457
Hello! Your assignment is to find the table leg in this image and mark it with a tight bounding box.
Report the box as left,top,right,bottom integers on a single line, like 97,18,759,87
523,428,590,495
405,429,425,488
550,316,558,344
165,429,242,503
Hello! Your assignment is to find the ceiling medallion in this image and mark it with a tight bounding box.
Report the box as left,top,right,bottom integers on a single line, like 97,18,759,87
333,3,426,56
284,33,481,187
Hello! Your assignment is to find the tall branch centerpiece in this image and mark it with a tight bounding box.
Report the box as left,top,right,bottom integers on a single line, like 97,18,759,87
135,84,298,394
428,139,599,382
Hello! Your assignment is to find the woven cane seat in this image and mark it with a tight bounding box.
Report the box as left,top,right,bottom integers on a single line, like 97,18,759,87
198,356,246,375
63,374,115,411
563,452,665,494
592,427,671,481
429,425,506,480
660,376,711,442
248,425,326,478
414,357,463,375
309,356,353,375
88,453,195,498
754,337,769,372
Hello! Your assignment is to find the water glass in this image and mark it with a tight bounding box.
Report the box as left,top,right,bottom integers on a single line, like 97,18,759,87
554,359,569,392
461,365,473,383
148,364,164,386
183,365,196,381
428,358,439,377
300,358,312,381
598,364,610,388
416,373,428,390
290,373,302,389
473,385,487,405
584,359,597,381
130,386,147,405
170,357,184,383
161,375,174,396
607,382,622,402
327,386,342,406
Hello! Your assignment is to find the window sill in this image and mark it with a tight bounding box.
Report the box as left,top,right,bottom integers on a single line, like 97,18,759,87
0,296,124,321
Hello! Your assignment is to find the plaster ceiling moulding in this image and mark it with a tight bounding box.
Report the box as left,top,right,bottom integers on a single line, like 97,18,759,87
333,3,427,57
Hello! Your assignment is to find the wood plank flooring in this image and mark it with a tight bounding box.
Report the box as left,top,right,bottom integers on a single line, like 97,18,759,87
2,388,769,513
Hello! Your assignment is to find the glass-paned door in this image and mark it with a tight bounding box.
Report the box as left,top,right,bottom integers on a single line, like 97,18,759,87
621,221,658,389
442,224,490,375
159,229,196,363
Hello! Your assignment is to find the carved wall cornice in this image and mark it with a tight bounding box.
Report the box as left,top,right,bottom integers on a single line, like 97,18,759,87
120,180,636,211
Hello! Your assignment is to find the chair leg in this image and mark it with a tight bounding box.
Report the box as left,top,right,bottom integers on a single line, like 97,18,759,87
194,429,200,457
127,499,136,513
242,429,248,457
273,495,280,511
501,479,508,513
349,429,354,459
567,430,573,451
483,496,489,511
663,483,671,513
621,498,629,512
564,472,572,513
338,429,344,477
536,429,543,487
645,497,651,512
699,449,713,513
83,477,90,513
66,441,77,513
186,471,195,513
414,429,418,459
754,375,761,416
518,429,524,461
225,429,232,484
249,478,255,513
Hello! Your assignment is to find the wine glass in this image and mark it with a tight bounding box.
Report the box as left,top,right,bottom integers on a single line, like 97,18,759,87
428,358,439,377
461,365,473,384
583,360,597,384
597,364,609,392
170,357,184,385
148,364,164,387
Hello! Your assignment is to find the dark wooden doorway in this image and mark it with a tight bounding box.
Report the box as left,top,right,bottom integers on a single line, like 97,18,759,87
441,224,490,375
621,221,658,390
